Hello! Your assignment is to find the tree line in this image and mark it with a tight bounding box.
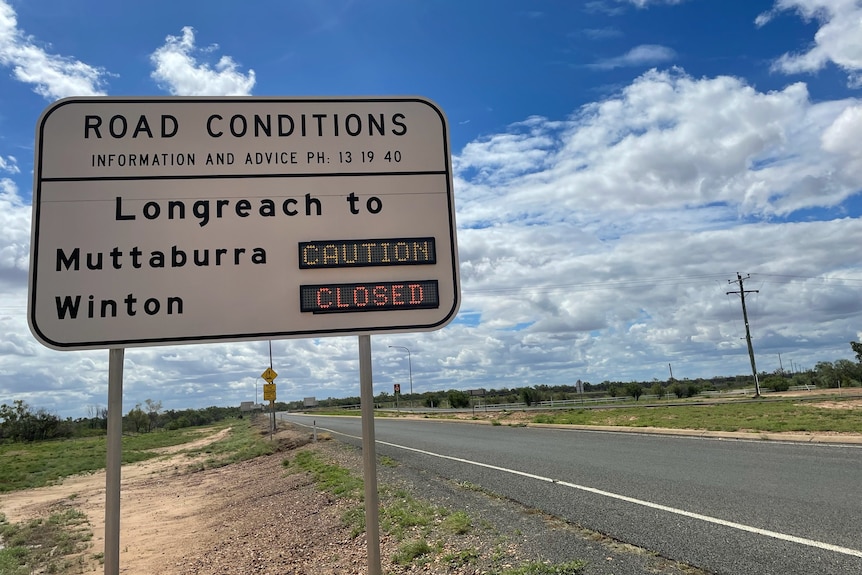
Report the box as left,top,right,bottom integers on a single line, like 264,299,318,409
288,342,862,409
0,399,240,443
4,343,860,442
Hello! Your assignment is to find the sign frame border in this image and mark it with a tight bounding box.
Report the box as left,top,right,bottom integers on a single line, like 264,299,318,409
28,96,460,350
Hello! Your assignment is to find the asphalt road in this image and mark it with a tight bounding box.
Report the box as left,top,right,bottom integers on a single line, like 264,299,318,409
279,414,862,575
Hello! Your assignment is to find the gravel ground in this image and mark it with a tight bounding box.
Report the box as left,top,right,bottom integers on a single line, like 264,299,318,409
160,424,709,575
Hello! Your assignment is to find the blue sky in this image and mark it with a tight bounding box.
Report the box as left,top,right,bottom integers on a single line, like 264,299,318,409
1,0,861,418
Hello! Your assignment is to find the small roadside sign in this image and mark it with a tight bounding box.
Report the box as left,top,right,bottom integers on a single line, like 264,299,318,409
261,367,277,383
263,383,276,401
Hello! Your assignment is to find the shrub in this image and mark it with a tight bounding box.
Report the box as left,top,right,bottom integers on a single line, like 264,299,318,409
625,383,643,401
447,390,470,409
441,511,471,534
763,376,790,392
393,539,432,564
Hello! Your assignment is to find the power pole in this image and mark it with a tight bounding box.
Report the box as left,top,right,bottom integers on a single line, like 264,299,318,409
727,273,761,397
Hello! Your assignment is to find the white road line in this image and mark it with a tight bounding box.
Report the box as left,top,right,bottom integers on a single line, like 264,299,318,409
290,418,862,559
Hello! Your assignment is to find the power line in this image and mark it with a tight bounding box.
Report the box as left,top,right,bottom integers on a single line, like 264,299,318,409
463,271,862,296
463,273,729,295
750,273,862,284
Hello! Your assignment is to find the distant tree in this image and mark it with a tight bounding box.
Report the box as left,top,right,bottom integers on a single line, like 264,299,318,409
650,382,665,399
668,382,685,399
0,400,29,441
814,361,839,388
423,393,444,408
0,400,72,442
762,376,790,392
144,399,162,432
791,372,813,388
447,390,470,409
373,391,392,408
851,341,862,363
520,387,537,406
126,404,149,433
607,385,619,398
834,359,862,387
86,405,108,430
625,383,643,401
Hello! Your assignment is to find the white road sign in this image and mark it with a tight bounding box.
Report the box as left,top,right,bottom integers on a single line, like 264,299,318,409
28,97,460,350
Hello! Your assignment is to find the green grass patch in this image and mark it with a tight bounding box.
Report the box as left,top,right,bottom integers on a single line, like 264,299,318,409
531,399,862,433
380,489,439,540
0,508,94,574
183,420,276,469
286,449,478,566
441,511,472,535
0,419,263,492
287,450,364,498
392,539,432,565
501,560,587,575
442,548,479,567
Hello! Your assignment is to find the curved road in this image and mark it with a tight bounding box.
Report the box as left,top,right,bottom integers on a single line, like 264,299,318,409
280,413,862,575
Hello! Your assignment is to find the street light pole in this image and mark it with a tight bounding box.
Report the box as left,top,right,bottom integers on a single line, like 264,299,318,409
388,345,413,410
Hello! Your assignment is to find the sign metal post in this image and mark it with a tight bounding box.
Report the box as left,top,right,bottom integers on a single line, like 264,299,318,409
358,335,382,575
104,348,124,575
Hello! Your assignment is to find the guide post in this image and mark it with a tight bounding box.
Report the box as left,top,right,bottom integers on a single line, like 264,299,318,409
104,348,123,575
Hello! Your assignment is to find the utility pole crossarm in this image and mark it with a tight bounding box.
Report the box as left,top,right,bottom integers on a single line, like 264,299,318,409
726,272,761,397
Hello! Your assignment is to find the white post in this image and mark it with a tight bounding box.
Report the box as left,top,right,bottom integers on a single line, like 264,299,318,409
359,335,382,575
105,348,124,575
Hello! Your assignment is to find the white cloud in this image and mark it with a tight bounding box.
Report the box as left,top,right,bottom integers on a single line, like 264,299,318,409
150,26,256,96
0,155,18,174
591,44,676,69
441,67,862,394
623,0,687,7
2,20,861,416
454,116,561,185
821,104,862,178
0,178,30,276
580,27,624,40
456,68,861,226
586,0,685,14
759,0,862,87
0,0,108,99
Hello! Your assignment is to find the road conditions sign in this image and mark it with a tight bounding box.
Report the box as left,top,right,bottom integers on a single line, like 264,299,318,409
28,97,460,350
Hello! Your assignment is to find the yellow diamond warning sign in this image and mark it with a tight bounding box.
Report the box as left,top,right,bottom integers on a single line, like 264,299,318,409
261,368,277,383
